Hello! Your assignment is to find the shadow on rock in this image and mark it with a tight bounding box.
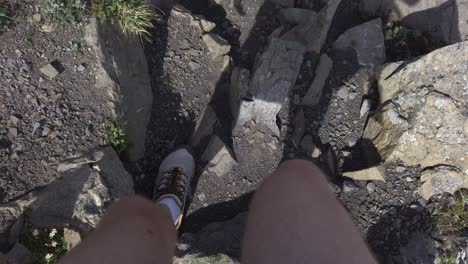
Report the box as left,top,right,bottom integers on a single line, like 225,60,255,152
366,205,435,263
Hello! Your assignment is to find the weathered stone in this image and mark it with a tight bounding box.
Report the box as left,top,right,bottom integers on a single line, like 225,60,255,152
359,0,468,43
6,243,32,264
292,109,305,146
301,54,333,105
32,13,42,22
39,62,61,79
235,38,305,134
57,146,106,172
420,166,468,200
85,18,152,161
0,194,36,249
269,0,294,7
190,105,218,148
366,42,468,198
332,18,385,71
378,42,467,104
193,15,216,32
202,34,231,58
343,166,386,182
202,135,237,177
174,253,235,264
281,0,341,52
300,134,321,158
279,8,318,25
29,147,134,233
360,99,371,118
63,228,81,251
230,67,251,123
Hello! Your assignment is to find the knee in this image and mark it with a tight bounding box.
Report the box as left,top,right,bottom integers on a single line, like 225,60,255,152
269,159,329,187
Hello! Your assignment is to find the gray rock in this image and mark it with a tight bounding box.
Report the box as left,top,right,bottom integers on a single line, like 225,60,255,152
235,38,305,134
279,8,318,25
63,228,81,251
333,18,385,71
230,68,251,126
202,135,237,177
29,147,134,233
360,99,371,118
193,14,216,32
190,105,218,148
77,64,86,72
269,0,294,7
85,18,152,162
0,193,36,249
9,116,20,126
32,13,42,22
202,33,231,58
57,146,106,172
366,42,468,198
377,42,467,104
281,0,341,52
39,62,61,79
291,109,305,146
366,182,376,193
420,166,468,200
300,134,321,158
301,54,333,105
41,126,50,137
359,0,468,44
8,128,17,138
343,181,359,192
336,86,349,99
6,243,32,264
174,253,236,264
343,166,386,182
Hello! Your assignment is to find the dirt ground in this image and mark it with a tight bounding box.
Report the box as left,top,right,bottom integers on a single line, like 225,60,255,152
0,0,111,202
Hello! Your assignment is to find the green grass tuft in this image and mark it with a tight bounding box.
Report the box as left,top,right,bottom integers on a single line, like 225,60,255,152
93,0,157,40
0,6,12,28
42,0,86,25
105,117,127,153
436,191,468,234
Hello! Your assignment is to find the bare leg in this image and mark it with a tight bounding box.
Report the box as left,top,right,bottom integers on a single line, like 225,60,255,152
241,160,376,264
60,196,176,264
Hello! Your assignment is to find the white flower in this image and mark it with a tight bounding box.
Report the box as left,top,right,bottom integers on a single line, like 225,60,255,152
45,253,53,261
49,229,57,239
51,241,58,247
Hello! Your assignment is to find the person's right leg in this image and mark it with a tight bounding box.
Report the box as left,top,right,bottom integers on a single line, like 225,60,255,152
242,160,376,264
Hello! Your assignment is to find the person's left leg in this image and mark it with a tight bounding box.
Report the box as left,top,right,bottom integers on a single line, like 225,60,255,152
59,196,176,264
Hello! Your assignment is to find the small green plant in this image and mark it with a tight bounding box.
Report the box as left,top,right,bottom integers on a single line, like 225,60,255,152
439,253,458,264
106,117,127,153
436,191,468,234
391,25,406,42
20,227,68,264
0,6,12,27
42,0,86,24
93,0,157,40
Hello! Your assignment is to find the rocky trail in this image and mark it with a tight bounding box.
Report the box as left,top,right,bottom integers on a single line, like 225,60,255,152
1,0,467,263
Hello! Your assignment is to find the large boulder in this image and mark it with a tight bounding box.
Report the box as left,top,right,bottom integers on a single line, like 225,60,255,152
85,19,153,162
359,0,468,44
0,146,134,252
364,41,468,199
232,38,305,134
28,147,134,232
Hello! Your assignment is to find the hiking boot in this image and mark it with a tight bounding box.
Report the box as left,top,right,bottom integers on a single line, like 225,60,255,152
154,146,195,228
